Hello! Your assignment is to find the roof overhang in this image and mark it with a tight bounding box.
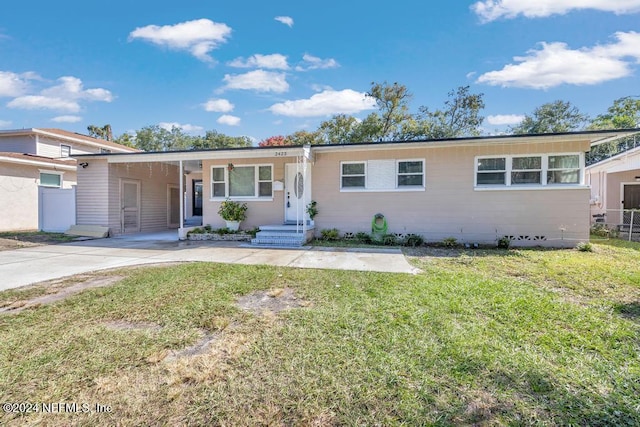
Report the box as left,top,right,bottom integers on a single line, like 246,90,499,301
0,128,138,154
0,154,76,171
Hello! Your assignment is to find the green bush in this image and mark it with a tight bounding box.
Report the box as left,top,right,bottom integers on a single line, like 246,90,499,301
576,242,594,252
355,232,372,243
442,237,458,248
403,234,424,247
321,228,340,241
497,236,511,249
382,234,398,246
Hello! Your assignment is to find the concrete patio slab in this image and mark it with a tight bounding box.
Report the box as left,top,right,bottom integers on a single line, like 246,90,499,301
0,236,419,292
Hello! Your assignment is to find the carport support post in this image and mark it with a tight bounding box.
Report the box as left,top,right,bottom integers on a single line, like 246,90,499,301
179,160,184,238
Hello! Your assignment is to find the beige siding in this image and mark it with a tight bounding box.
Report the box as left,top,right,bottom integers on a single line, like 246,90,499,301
606,170,640,210
0,135,37,154
76,159,110,227
107,162,179,234
202,158,289,229
37,135,103,158
312,140,591,247
0,163,39,231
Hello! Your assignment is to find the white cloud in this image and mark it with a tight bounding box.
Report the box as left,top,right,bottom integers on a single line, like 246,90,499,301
0,71,39,97
7,96,81,112
268,89,377,117
0,120,12,129
202,98,234,113
472,0,640,22
158,122,204,134
274,16,294,27
228,54,289,70
486,114,525,125
295,54,340,71
41,76,113,102
129,19,232,63
217,115,241,126
6,75,113,112
222,70,289,93
477,32,640,89
51,115,82,123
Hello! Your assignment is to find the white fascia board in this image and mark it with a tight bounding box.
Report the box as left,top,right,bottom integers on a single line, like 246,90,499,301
0,155,76,171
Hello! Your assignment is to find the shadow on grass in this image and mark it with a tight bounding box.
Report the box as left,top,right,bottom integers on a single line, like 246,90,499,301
614,302,640,322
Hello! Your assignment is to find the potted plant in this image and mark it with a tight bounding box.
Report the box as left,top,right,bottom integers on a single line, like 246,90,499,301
217,199,248,231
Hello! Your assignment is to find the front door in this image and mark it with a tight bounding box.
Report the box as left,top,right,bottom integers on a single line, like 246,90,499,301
623,184,640,229
121,179,140,233
285,163,307,223
192,179,203,216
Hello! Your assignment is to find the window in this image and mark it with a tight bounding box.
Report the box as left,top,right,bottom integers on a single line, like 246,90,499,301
477,157,506,185
211,164,273,199
397,160,424,187
100,148,112,154
60,144,71,157
547,155,579,184
511,156,541,185
341,162,366,188
340,159,425,191
39,172,61,188
475,154,583,187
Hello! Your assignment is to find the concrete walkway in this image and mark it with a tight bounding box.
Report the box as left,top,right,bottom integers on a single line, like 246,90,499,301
0,234,419,291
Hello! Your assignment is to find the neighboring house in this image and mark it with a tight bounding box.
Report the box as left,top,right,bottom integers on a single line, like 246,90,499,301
0,128,138,232
73,129,639,247
586,139,640,232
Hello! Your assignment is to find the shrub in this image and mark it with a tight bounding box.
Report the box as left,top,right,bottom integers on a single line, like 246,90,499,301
382,234,398,246
576,242,594,252
403,234,424,247
203,224,212,232
591,223,618,238
247,227,260,238
306,200,318,220
355,232,372,243
321,228,340,241
442,237,458,248
217,199,248,222
497,236,511,249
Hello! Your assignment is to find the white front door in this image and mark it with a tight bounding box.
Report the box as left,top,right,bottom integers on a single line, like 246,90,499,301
121,179,140,233
284,163,307,223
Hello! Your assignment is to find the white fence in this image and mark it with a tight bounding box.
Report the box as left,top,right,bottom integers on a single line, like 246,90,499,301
38,186,76,232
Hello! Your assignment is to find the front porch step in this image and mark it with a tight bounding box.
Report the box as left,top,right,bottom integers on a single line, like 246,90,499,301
250,223,314,248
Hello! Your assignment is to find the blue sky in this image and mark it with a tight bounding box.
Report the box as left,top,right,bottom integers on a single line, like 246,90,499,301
1,1,639,143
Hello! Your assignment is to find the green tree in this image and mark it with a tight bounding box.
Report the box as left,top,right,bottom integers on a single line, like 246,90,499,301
587,97,640,165
318,114,362,144
113,132,136,148
510,100,589,134
403,86,485,140
287,130,323,145
365,81,413,141
87,124,113,141
191,130,252,150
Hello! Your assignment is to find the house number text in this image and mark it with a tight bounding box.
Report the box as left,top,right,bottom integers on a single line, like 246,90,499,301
274,151,287,157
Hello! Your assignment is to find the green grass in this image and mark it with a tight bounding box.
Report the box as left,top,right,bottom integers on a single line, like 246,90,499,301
1,242,640,425
0,230,76,244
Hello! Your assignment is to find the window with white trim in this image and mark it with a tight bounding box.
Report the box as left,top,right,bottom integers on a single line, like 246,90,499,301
341,162,366,188
547,155,580,184
511,156,542,185
340,159,425,191
211,164,273,199
397,160,424,187
60,144,71,157
475,154,582,187
39,172,62,188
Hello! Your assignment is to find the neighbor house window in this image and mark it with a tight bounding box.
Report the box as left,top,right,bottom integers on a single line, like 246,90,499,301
476,157,506,185
547,155,580,184
475,154,583,187
341,162,366,188
397,160,424,187
100,148,112,154
39,172,62,188
211,164,273,199
511,156,542,185
60,144,71,157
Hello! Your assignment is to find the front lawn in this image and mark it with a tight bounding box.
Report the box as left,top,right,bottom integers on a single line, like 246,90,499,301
1,241,639,425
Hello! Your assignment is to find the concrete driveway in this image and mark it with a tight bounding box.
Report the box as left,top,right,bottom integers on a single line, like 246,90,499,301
0,233,419,291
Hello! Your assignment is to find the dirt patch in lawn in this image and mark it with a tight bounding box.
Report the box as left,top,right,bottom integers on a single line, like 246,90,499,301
0,275,123,314
236,287,310,315
0,232,78,252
